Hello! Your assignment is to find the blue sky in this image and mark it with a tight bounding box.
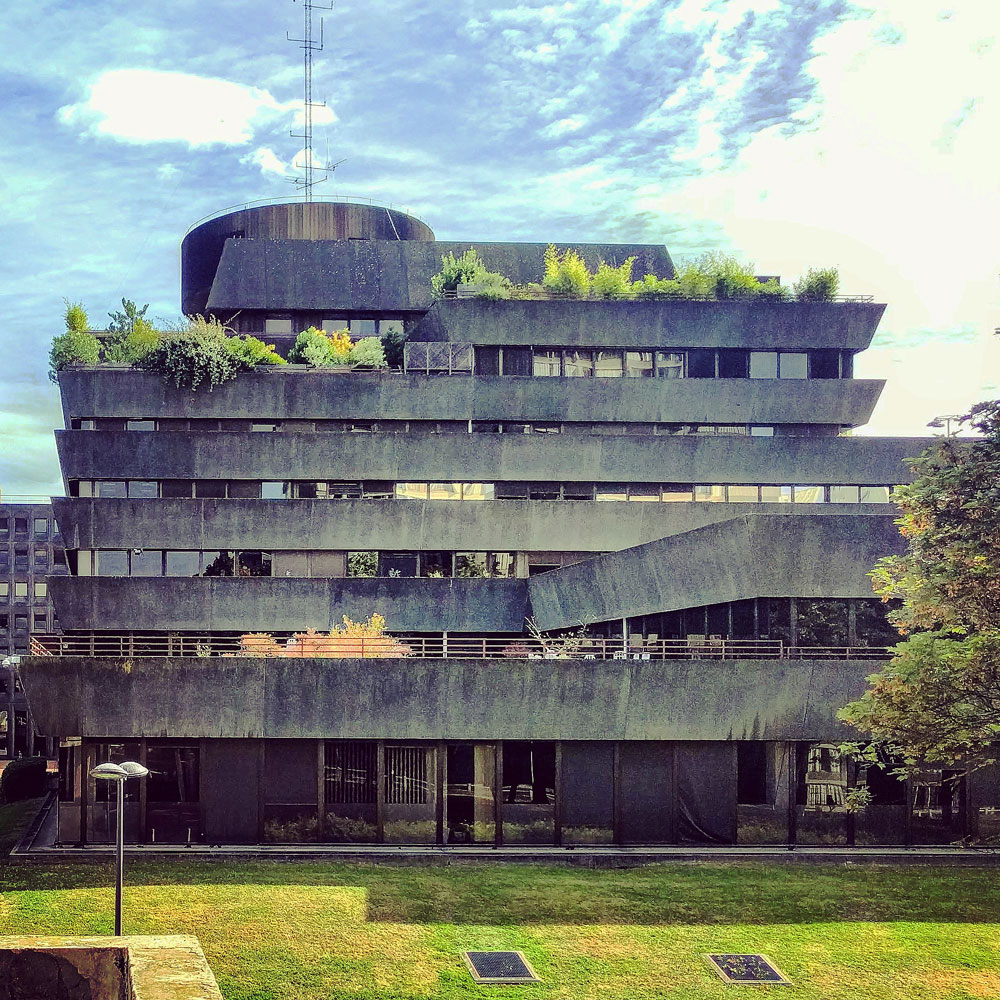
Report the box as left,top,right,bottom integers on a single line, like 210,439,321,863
1,0,997,498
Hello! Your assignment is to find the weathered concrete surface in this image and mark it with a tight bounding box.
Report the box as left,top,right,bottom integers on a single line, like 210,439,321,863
20,655,872,742
0,936,222,1000
528,513,905,629
200,238,672,314
53,496,893,552
57,369,884,428
56,429,928,485
414,298,886,351
47,577,530,632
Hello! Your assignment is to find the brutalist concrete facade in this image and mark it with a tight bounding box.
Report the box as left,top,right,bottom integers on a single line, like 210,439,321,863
22,200,983,850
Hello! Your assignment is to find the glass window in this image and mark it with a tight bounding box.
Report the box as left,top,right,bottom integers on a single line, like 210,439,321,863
797,599,849,646
201,552,234,576
130,549,162,577
264,318,292,334
563,350,593,377
655,351,684,378
760,485,793,503
127,481,158,499
487,552,516,578
165,551,201,576
379,318,404,337
687,348,716,378
793,485,825,503
502,741,555,844
0,583,7,600
718,349,749,378
14,615,27,632
251,423,278,432
420,552,452,578
530,423,560,435
594,351,623,377
749,352,778,378
595,484,628,501
161,480,194,498
347,552,378,577
349,319,376,336
321,317,348,331
227,481,260,499
830,485,860,503
461,483,495,500
455,552,487,577
194,481,227,499
750,426,774,437
383,744,437,843
446,743,495,844
237,551,272,577
779,352,808,379
33,582,47,599
861,486,892,503
429,483,462,501
716,425,747,435
563,483,594,500
126,419,156,431
96,551,127,576
728,485,760,502
528,482,560,500
661,484,693,502
34,547,47,568
628,484,661,502
96,481,127,498
811,349,840,379
33,612,47,630
395,482,429,500
471,422,502,434
14,518,28,533
295,482,324,499
625,351,653,377
262,482,290,500
694,485,727,502
33,518,48,537
533,350,562,376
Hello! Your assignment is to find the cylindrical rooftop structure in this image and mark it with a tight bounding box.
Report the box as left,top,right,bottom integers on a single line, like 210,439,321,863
181,199,434,316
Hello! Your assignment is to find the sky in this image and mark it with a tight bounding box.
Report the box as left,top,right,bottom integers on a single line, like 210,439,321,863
0,0,997,498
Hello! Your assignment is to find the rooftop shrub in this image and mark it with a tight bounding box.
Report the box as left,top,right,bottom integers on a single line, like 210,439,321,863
591,257,637,299
431,248,511,299
49,300,100,382
288,328,387,367
136,315,242,390
350,335,387,366
102,298,161,365
794,266,840,301
542,245,591,296
224,334,286,367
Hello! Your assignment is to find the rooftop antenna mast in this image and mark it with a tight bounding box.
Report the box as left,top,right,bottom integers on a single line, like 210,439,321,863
288,0,335,202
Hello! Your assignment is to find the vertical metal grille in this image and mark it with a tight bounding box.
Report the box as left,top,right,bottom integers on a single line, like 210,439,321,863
385,745,427,804
325,740,377,804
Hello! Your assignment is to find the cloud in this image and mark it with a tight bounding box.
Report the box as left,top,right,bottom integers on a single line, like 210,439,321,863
241,146,288,177
58,69,299,147
541,116,587,138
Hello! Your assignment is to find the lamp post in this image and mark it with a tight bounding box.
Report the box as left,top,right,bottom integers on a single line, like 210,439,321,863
90,760,149,935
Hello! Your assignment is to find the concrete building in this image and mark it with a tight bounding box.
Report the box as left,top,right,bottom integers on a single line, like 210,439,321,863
21,199,988,849
0,502,65,758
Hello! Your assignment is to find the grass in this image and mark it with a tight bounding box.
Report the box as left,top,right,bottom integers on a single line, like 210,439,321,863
1,860,1000,998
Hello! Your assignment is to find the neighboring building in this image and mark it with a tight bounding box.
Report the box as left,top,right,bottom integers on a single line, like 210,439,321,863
21,199,990,849
0,502,65,758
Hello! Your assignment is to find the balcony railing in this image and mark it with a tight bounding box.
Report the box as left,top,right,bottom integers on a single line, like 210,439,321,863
28,633,893,661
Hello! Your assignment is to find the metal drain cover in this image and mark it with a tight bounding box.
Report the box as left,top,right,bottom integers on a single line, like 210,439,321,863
463,951,540,984
706,954,790,985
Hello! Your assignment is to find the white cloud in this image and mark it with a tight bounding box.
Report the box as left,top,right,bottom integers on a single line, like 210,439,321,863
241,146,288,177
58,69,299,147
541,116,587,138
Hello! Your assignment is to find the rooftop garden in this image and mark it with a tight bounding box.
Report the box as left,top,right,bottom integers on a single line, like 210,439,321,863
431,246,844,303
49,299,389,390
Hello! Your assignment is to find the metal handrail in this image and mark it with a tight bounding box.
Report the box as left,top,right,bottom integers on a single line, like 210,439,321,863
27,633,892,662
183,194,429,236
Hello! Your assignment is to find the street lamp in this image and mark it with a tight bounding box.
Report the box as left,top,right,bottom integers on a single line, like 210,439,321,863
90,760,149,935
927,413,964,436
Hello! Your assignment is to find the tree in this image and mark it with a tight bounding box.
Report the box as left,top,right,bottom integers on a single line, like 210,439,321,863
102,298,160,364
839,400,1000,768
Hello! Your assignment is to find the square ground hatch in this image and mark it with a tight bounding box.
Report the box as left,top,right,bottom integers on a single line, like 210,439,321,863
462,951,541,984
705,954,790,985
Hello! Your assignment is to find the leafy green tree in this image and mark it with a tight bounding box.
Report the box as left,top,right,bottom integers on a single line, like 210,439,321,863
542,245,591,296
840,401,1000,766
102,298,161,364
591,257,637,299
49,300,100,382
794,267,840,301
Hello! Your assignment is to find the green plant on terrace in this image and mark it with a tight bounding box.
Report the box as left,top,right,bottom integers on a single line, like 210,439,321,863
542,244,591,296
102,298,161,364
431,248,485,295
136,315,241,390
591,256,637,299
224,335,286,367
349,336,387,366
49,300,100,382
794,266,841,301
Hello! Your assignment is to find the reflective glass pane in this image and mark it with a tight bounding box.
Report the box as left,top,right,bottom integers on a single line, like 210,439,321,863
760,485,793,503
237,551,272,577
594,351,623,377
321,317,348,331
854,760,907,845
628,484,660,501
201,552,234,576
455,553,487,578
347,552,377,577
860,486,891,503
662,484,693,502
694,485,727,502
796,599,849,646
395,483,429,500
625,351,653,377
323,741,378,842
718,350,749,378
261,481,290,500
911,768,966,844
161,480,193,498
165,551,201,576
655,351,684,378
779,352,808,379
487,552,516,578
384,744,437,843
96,481,127,498
227,481,260,499
795,743,848,845
830,485,860,503
130,549,162,577
96,551,128,576
533,350,562,376
349,319,376,336
595,485,627,501
429,483,462,501
462,483,495,500
194,481,226,499
728,485,760,502
126,419,156,431
749,352,778,378
750,426,775,436
793,485,825,503
562,350,593,377
379,319,404,337
503,742,555,844
687,349,715,378
738,742,790,845
421,552,452,577
127,481,158,499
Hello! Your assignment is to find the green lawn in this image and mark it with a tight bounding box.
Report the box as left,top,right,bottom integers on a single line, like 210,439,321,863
2,859,1000,999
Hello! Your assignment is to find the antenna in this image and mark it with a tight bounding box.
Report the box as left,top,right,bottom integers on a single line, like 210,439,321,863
288,0,335,201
